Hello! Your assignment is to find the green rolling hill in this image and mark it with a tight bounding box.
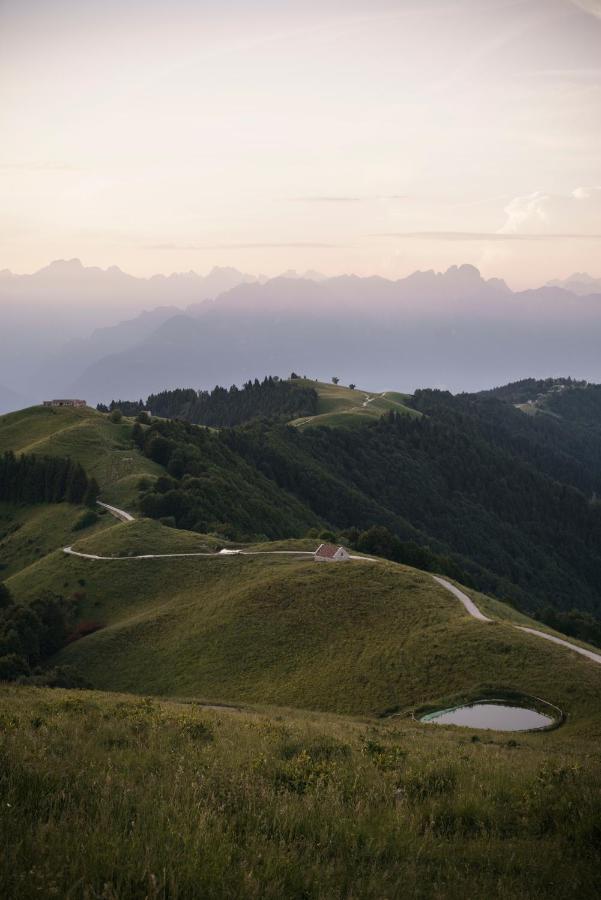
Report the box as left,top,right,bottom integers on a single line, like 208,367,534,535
2,393,601,899
289,380,421,429
0,403,161,507
5,518,601,733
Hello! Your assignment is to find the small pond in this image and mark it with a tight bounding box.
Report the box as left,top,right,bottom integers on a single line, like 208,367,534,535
421,701,555,732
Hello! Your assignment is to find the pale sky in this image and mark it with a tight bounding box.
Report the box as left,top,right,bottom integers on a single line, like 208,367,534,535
1,0,601,287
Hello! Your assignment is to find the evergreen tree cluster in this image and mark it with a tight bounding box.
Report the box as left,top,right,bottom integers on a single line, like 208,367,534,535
0,582,87,686
107,377,318,426
346,525,470,584
107,399,147,417
0,451,99,507
134,417,318,539
536,605,601,649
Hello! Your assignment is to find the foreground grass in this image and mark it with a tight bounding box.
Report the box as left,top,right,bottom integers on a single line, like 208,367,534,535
1,685,600,899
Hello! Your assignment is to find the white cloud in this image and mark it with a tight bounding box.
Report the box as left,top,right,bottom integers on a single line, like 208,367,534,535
570,1,601,19
499,187,601,235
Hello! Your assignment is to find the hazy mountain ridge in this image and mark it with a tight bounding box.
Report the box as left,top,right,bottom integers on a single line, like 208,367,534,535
0,260,258,403
2,260,601,409
67,271,601,404
547,272,601,295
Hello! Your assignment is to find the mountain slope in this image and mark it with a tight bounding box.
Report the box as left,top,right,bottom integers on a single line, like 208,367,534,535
0,259,258,398
290,380,419,428
7,520,601,722
0,404,161,507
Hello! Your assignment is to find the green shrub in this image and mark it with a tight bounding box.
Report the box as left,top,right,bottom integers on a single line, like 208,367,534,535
72,510,99,531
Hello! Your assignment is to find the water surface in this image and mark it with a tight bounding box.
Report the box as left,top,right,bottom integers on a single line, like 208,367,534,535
421,701,554,731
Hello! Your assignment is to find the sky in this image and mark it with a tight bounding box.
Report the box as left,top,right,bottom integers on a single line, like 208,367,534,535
1,0,601,288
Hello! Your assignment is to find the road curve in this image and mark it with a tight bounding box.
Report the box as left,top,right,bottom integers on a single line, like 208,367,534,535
516,625,601,665
97,501,135,522
432,576,493,622
433,575,601,666
77,501,601,667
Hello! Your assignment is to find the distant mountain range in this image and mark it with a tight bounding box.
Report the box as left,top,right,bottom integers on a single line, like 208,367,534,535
547,273,601,295
1,260,601,410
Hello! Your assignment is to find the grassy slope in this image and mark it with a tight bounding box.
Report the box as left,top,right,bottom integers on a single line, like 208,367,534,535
0,502,113,578
0,404,161,507
7,520,601,730
1,685,600,900
290,380,420,429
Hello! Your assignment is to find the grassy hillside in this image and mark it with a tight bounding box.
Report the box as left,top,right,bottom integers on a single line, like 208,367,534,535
0,501,113,578
1,685,600,899
0,404,161,507
290,380,420,428
7,520,601,729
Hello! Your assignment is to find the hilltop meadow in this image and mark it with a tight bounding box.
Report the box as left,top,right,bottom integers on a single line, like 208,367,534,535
1,383,601,897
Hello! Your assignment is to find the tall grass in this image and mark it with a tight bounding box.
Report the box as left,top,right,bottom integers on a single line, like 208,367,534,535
1,686,600,899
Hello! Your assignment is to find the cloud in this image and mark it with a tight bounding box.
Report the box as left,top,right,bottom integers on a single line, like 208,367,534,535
569,0,601,19
148,242,344,250
499,187,601,235
369,231,601,241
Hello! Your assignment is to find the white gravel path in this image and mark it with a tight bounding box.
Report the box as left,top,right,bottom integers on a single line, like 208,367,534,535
433,575,601,666
77,500,601,667
432,576,493,622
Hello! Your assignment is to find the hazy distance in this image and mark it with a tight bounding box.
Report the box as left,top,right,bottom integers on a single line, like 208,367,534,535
1,0,601,286
1,259,601,412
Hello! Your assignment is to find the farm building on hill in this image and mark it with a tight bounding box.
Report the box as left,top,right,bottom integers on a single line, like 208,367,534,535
43,399,86,408
314,543,350,562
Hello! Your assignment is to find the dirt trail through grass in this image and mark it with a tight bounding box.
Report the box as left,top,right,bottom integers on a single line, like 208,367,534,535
433,575,601,666
81,499,601,667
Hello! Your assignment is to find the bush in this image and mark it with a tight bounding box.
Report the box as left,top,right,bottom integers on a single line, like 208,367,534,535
0,582,12,610
72,510,99,531
109,409,123,423
401,766,457,802
180,720,214,742
0,653,30,681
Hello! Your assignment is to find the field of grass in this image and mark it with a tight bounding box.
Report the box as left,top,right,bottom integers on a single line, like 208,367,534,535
1,684,600,899
0,501,115,579
290,380,420,429
68,518,223,556
2,402,601,897
0,405,161,507
6,523,601,729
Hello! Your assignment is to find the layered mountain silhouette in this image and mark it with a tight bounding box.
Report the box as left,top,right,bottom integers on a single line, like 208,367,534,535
0,260,258,397
547,272,601,295
1,261,601,409
67,266,601,402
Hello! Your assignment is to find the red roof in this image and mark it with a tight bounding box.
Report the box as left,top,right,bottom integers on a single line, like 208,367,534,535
315,543,344,558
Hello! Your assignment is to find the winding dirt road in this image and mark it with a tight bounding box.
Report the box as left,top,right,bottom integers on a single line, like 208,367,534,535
433,576,601,666
432,576,492,622
97,501,135,522
75,500,601,667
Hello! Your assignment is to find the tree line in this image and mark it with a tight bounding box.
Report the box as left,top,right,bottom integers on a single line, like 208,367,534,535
0,451,99,507
102,376,318,427
0,582,88,686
